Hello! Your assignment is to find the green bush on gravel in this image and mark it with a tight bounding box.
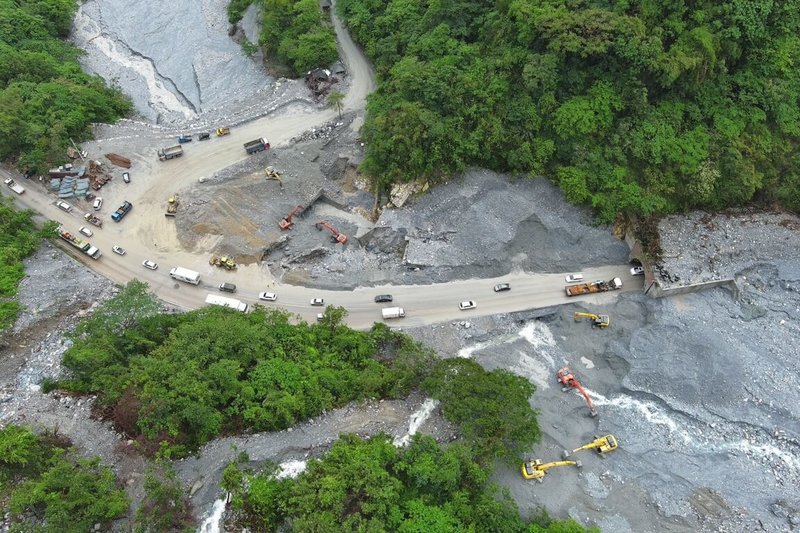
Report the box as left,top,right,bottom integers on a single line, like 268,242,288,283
0,199,58,332
59,282,435,457
0,425,128,532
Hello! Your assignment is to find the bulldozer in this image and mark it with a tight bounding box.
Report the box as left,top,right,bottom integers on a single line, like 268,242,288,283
165,194,179,217
279,205,304,230
557,366,598,417
209,255,236,270
521,459,582,482
563,435,619,459
316,221,348,244
574,312,610,328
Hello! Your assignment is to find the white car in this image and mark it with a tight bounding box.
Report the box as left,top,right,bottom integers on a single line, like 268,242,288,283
310,298,324,306
142,260,158,270
122,172,131,184
78,226,93,237
565,274,584,283
56,200,72,212
630,266,645,276
112,245,126,256
316,313,325,321
92,197,103,210
459,300,477,310
259,292,277,301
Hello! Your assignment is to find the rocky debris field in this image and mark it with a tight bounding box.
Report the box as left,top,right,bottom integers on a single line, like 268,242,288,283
657,210,800,287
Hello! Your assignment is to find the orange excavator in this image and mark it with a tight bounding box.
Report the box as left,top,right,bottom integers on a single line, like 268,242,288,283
279,205,304,230
316,221,348,244
557,366,598,417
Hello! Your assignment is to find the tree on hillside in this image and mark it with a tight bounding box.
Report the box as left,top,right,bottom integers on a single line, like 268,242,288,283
328,90,344,118
423,358,541,464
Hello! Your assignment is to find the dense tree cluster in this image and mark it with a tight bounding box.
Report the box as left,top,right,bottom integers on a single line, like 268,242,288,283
225,433,599,532
229,0,339,75
0,425,128,532
423,358,541,464
58,282,434,456
338,0,800,221
0,0,131,172
0,198,56,331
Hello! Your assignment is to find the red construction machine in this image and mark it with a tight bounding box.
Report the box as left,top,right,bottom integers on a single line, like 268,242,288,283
316,221,348,244
557,366,598,417
279,205,304,230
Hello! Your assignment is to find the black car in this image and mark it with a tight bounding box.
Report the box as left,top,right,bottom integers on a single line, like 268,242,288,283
374,294,393,303
219,282,237,293
198,132,211,141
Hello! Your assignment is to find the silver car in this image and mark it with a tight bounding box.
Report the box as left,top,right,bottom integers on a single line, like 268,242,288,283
459,300,477,310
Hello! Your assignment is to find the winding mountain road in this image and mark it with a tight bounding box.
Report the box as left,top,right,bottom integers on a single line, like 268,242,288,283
0,5,642,328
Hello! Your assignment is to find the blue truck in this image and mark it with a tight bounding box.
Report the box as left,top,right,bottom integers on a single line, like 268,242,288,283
111,201,133,222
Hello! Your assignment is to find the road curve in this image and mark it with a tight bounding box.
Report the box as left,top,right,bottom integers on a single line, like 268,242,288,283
0,13,643,329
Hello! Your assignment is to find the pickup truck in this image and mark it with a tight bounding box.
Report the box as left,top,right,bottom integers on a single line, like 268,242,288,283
177,134,192,143
111,201,133,222
4,178,25,194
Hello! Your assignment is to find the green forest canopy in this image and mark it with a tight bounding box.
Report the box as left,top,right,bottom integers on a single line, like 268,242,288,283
0,0,131,173
58,282,434,457
338,0,800,222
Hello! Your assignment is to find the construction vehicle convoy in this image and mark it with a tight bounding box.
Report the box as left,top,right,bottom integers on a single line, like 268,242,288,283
521,459,581,482
4,178,25,194
557,366,598,417
111,201,132,222
563,435,619,458
165,195,179,217
574,312,610,328
157,145,184,161
565,277,623,297
57,227,101,259
316,221,348,244
244,137,270,154
83,213,103,228
381,307,406,319
209,255,236,270
216,127,231,136
279,205,305,230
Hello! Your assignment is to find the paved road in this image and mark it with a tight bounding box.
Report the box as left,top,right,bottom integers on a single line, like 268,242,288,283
0,4,643,329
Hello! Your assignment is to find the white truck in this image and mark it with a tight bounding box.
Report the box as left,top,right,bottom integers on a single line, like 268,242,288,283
4,178,25,194
381,307,406,319
205,294,248,313
169,267,201,285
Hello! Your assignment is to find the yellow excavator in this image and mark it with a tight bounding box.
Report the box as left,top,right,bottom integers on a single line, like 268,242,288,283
574,312,610,328
520,459,582,482
563,435,619,459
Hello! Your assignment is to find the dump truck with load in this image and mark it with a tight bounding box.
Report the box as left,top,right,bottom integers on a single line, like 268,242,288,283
244,137,270,154
4,178,25,194
157,145,183,161
381,307,406,319
57,227,101,259
565,277,623,297
111,201,132,222
169,267,201,285
205,294,248,313
83,213,103,227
